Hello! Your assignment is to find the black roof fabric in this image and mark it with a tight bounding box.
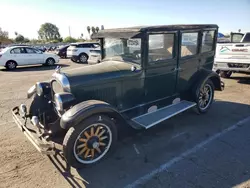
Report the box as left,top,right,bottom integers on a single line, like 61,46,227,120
92,24,218,39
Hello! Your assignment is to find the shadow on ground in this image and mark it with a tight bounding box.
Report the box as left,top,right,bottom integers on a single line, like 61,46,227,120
48,100,250,188
0,63,70,72
228,75,250,85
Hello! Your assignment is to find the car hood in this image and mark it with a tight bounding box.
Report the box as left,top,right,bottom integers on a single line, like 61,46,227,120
64,60,140,88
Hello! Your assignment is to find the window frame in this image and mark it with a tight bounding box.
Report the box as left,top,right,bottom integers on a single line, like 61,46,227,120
200,29,217,53
147,31,177,67
180,30,200,59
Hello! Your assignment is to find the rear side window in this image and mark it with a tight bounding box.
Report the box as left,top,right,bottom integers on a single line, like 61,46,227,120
10,47,26,54
242,33,250,42
181,32,198,57
201,30,215,53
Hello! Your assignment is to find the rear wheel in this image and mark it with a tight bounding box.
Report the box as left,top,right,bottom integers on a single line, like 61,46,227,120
6,61,17,70
220,71,232,78
63,115,117,168
79,53,88,63
193,79,214,114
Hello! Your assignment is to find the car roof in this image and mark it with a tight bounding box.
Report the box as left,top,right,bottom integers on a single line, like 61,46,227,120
70,42,99,45
93,24,218,38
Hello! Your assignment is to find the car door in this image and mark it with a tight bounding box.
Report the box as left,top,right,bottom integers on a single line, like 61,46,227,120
25,47,43,64
145,32,178,102
177,31,200,92
9,47,28,65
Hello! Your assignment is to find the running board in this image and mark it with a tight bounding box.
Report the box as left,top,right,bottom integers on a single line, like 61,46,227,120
131,100,196,129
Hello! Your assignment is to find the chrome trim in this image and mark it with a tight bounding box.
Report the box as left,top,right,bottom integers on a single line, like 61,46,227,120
27,85,36,98
54,93,63,111
36,82,44,96
52,72,71,92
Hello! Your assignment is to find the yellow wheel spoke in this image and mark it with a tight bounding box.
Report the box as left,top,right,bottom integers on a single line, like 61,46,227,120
95,127,101,136
91,149,95,158
77,147,87,155
79,138,87,142
99,142,106,146
84,149,91,158
77,143,86,149
98,130,106,137
84,131,90,139
90,127,94,136
95,147,101,153
100,136,108,141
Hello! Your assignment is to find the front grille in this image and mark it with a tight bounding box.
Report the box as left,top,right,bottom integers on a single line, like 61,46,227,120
228,63,250,68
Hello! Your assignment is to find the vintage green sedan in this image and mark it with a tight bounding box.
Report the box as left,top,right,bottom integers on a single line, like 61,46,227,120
12,24,224,168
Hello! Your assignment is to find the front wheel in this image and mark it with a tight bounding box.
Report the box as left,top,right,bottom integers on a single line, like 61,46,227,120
45,58,55,66
193,79,214,114
63,115,117,168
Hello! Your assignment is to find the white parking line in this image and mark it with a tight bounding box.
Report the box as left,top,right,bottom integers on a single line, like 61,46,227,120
124,116,250,188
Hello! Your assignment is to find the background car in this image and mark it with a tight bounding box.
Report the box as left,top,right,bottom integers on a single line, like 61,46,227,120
67,42,100,63
56,45,69,58
0,46,59,70
88,49,101,64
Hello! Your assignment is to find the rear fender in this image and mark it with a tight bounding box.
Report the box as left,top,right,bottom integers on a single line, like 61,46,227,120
191,69,224,91
60,100,127,130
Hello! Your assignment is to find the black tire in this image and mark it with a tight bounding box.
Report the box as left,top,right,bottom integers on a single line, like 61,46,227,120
193,79,214,114
5,61,17,70
71,58,77,63
63,115,117,169
220,71,232,78
45,58,55,66
79,53,88,63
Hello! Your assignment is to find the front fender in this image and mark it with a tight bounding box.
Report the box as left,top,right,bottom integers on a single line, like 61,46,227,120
60,100,126,130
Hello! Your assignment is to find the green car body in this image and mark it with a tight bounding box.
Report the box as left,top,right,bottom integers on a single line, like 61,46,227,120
12,24,224,168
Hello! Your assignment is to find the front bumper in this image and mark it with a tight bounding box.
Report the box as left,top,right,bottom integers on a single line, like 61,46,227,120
12,106,57,155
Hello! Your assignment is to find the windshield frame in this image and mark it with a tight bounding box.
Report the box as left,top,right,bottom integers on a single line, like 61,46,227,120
101,37,143,66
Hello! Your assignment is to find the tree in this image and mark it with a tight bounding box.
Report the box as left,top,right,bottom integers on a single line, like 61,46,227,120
101,25,104,30
87,26,91,35
63,36,77,43
38,23,61,41
96,27,100,33
24,38,30,43
0,27,9,40
15,34,25,43
91,26,96,34
81,33,84,38
238,29,241,33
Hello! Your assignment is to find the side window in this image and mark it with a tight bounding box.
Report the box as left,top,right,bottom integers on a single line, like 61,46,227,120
10,48,26,54
181,32,198,57
201,30,215,53
26,48,37,53
148,33,174,63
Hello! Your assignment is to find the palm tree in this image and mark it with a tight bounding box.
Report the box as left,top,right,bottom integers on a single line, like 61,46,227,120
91,26,96,34
101,25,104,30
87,26,91,39
14,32,18,36
96,27,99,33
81,33,83,38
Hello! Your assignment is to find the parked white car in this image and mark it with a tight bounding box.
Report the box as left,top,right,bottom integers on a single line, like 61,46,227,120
67,42,100,63
0,46,60,70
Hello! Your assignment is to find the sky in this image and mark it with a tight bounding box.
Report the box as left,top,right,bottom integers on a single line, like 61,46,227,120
1,0,250,39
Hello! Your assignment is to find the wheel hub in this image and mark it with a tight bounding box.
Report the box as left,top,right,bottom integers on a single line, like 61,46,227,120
86,136,99,149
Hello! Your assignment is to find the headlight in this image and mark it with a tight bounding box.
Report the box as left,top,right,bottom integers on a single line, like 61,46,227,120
52,80,64,94
36,82,51,96
54,92,76,111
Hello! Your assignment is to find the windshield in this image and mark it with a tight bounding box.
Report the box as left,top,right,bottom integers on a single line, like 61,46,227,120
103,38,141,64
